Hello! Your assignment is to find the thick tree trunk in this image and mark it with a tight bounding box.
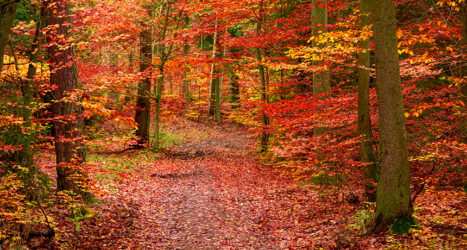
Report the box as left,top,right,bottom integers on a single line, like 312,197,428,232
459,3,467,142
0,0,18,74
135,19,152,143
358,0,377,203
312,0,331,136
46,0,90,199
371,0,413,233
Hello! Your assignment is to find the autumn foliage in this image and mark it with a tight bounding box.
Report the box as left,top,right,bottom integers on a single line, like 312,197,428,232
0,0,467,248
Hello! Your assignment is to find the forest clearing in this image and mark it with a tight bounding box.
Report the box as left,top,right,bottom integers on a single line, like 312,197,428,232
1,0,467,249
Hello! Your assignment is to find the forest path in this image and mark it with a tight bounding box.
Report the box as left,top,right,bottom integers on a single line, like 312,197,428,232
83,128,346,249
123,132,326,249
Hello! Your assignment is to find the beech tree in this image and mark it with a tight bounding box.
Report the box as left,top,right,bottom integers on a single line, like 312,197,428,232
371,0,414,233
358,0,377,202
134,6,152,143
46,0,90,198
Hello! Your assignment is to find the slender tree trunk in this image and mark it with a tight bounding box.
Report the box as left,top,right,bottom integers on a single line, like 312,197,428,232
0,0,18,74
371,0,414,233
184,35,190,113
312,0,331,136
216,47,226,124
226,28,241,110
214,48,225,124
46,0,90,198
152,3,171,152
206,19,218,123
135,11,152,143
358,0,377,202
256,22,270,152
19,7,46,172
169,75,173,95
228,64,240,109
153,68,163,152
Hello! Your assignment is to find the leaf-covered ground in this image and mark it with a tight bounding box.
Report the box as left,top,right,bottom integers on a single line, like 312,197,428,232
30,119,466,249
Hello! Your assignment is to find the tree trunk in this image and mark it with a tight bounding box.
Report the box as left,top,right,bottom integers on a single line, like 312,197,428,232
46,0,90,199
153,68,163,152
358,0,377,203
135,17,152,143
19,7,46,173
371,0,414,233
228,64,240,109
184,38,190,113
227,27,242,110
312,0,331,136
206,19,218,123
256,22,269,152
216,48,225,125
214,48,225,124
0,0,18,74
459,3,467,142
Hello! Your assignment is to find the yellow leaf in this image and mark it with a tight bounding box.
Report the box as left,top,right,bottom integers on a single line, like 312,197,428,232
405,112,410,118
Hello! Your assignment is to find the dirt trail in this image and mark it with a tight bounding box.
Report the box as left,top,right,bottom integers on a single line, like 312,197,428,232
94,131,340,249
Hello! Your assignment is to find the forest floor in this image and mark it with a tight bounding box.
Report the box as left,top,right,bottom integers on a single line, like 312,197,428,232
32,118,467,249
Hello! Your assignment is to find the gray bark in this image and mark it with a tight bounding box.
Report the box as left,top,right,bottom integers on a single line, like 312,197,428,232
371,0,413,233
358,0,377,202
